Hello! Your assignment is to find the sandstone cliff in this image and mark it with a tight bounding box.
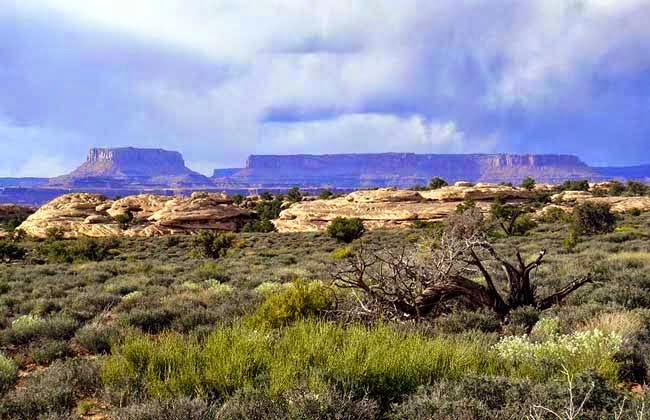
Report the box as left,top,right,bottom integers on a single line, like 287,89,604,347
215,153,599,188
19,192,254,239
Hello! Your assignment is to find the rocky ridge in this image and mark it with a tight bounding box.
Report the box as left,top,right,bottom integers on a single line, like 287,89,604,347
19,192,254,239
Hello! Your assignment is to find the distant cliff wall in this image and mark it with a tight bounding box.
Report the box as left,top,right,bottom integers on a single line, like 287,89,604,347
218,153,598,187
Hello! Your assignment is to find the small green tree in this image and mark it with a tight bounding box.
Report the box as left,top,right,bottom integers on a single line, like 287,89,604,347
231,194,244,205
0,240,26,262
560,179,590,192
625,181,648,197
572,202,616,235
191,231,236,259
259,191,273,201
428,177,449,190
286,187,303,202
520,176,536,191
563,226,579,252
318,189,334,199
114,211,134,229
455,198,476,214
607,181,626,196
490,198,536,236
327,217,365,243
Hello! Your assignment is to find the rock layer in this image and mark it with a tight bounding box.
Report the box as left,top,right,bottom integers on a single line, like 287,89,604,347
274,184,531,232
19,192,254,239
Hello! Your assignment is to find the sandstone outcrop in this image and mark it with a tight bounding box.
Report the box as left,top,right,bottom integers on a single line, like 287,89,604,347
550,192,650,214
19,192,254,239
274,184,532,232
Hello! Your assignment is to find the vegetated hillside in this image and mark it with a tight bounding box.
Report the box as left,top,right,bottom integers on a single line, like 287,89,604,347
0,200,649,418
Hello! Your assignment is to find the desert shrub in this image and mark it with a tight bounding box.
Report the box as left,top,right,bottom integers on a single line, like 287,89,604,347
318,189,334,199
7,314,77,344
114,398,216,420
431,310,502,334
0,359,100,419
428,177,448,190
286,187,302,202
231,194,244,205
455,198,476,213
191,231,236,259
539,206,570,224
327,217,365,243
123,308,175,333
259,191,273,201
560,179,590,191
0,352,17,394
563,226,580,252
520,176,536,191
29,339,71,365
503,306,540,336
625,180,648,196
0,240,26,261
253,198,283,220
218,388,378,420
242,218,277,233
247,281,334,329
494,323,622,381
114,210,134,229
37,237,120,263
511,213,537,235
572,202,616,235
74,323,119,354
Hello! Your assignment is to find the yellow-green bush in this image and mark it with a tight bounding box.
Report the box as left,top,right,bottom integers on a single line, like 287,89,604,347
246,280,334,329
101,320,623,403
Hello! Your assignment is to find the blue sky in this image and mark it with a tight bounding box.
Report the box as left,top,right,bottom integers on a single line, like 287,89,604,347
1,0,649,176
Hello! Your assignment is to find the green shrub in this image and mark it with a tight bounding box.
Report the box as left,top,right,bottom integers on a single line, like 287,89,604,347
563,226,580,252
29,339,71,365
286,187,302,202
231,194,244,205
37,237,120,263
327,218,365,243
247,281,334,329
0,352,17,395
625,181,648,196
74,323,119,354
191,231,236,259
0,240,26,261
572,202,616,235
8,314,78,344
114,210,134,229
318,189,334,199
0,359,100,419
520,176,536,191
113,398,216,420
428,177,448,190
218,388,378,420
242,218,277,233
539,206,570,224
123,308,174,333
560,179,590,191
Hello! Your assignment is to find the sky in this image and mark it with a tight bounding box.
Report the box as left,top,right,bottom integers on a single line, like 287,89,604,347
1,0,649,177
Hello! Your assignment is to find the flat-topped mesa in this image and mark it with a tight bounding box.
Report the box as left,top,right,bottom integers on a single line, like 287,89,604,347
49,147,212,188
218,153,599,188
74,147,196,178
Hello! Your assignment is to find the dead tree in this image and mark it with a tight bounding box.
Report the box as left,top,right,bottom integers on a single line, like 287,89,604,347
332,208,593,321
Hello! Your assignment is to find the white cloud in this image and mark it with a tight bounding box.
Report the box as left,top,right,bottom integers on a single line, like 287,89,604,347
0,117,86,177
258,113,467,154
